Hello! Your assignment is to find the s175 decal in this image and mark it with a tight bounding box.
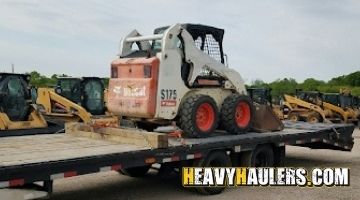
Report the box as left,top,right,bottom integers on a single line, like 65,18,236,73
161,89,177,106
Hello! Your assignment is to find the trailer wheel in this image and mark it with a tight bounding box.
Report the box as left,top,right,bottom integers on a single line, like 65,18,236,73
273,146,285,167
306,112,320,123
179,95,218,138
119,165,151,177
221,94,254,134
288,112,299,122
193,151,231,195
240,145,274,167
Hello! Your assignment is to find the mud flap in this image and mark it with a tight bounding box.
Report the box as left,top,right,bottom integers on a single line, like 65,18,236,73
252,104,284,132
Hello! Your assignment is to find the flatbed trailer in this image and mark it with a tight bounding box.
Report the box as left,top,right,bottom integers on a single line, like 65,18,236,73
0,121,355,199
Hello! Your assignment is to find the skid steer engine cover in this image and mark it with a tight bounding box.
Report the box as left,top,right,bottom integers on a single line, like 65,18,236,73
0,73,31,121
108,57,159,118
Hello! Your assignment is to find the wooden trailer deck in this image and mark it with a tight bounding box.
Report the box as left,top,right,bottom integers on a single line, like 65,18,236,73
0,121,354,168
0,134,148,167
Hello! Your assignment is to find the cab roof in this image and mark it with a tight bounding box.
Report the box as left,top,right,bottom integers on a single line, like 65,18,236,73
154,23,224,43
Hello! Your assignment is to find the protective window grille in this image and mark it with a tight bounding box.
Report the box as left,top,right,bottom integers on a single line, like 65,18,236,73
194,35,222,76
194,35,222,62
203,34,222,62
195,37,203,49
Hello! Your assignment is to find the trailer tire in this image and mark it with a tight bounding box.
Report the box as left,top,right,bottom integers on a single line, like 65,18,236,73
193,151,231,195
240,145,274,167
179,95,219,138
273,146,285,167
221,94,254,134
119,165,151,177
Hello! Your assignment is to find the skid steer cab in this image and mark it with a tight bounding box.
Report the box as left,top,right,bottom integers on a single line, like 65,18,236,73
108,23,281,137
322,92,359,125
36,76,119,127
54,77,106,115
0,73,47,130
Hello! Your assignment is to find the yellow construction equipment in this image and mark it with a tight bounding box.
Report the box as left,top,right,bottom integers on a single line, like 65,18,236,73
280,100,293,119
283,92,328,123
323,92,359,125
36,77,118,127
0,73,64,136
0,106,47,130
353,96,360,120
284,90,359,124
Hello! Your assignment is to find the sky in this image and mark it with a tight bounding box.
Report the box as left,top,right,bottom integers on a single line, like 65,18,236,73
0,0,359,83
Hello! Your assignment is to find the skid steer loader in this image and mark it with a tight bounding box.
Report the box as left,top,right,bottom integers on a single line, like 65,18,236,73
354,96,360,109
284,90,358,124
322,93,359,124
353,96,360,116
284,91,329,123
36,77,118,127
331,92,358,124
107,23,282,137
0,73,62,136
344,94,359,121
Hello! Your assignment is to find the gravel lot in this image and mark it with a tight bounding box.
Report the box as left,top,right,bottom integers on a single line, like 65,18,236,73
46,128,360,200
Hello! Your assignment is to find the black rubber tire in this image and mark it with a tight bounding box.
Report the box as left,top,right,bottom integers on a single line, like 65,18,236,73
306,112,321,123
240,145,274,167
193,151,232,195
220,94,254,134
273,146,286,167
158,162,178,179
136,121,159,132
178,95,219,138
119,165,151,177
288,112,300,122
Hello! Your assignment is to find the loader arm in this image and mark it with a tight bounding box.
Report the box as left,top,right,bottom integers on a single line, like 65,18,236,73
36,88,92,123
283,101,293,110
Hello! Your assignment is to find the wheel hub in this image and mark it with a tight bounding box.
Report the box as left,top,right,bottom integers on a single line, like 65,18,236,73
235,102,251,128
196,103,215,132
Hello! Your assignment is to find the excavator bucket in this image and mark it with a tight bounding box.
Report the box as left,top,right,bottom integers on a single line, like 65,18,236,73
252,104,284,132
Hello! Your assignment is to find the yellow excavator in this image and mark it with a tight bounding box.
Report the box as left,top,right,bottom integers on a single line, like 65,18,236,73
0,73,62,137
36,77,118,127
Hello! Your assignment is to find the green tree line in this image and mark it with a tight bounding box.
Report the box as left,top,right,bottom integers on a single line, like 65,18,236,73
26,71,109,87
249,71,360,100
26,70,359,98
